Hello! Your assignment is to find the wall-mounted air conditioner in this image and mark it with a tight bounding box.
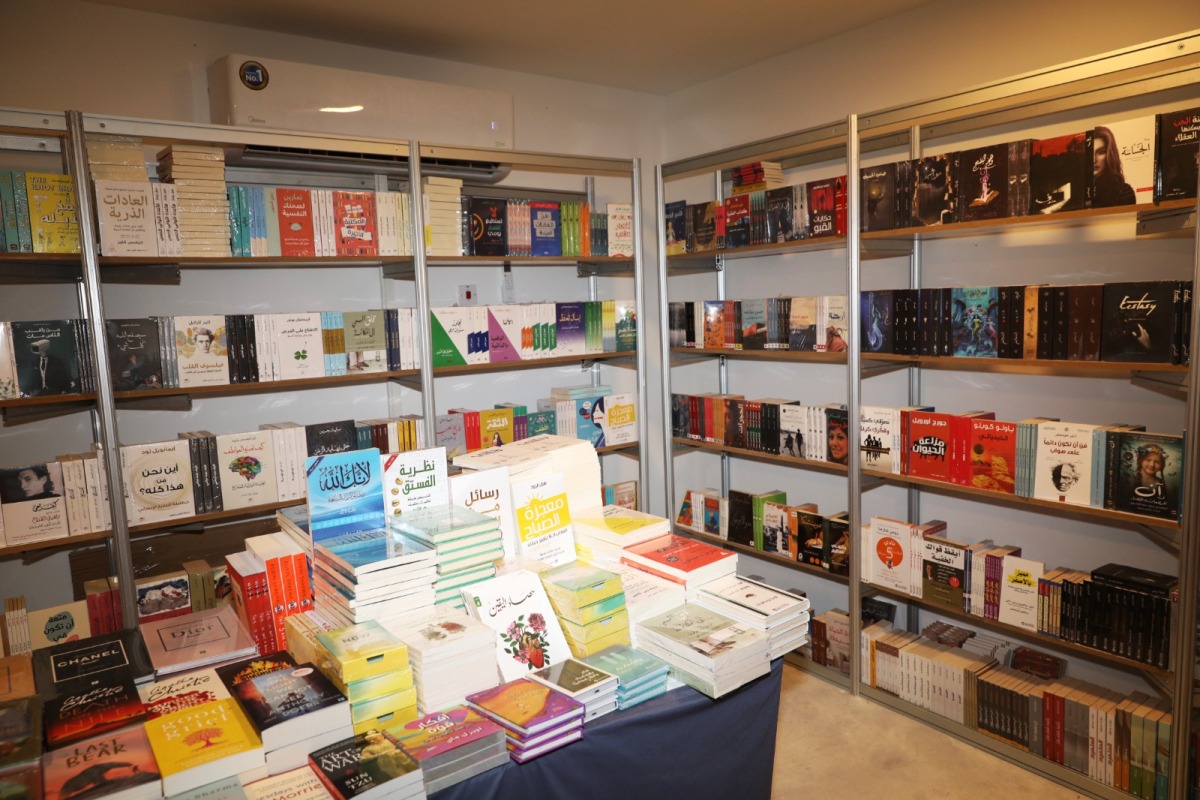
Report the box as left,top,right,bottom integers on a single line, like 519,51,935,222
208,54,514,150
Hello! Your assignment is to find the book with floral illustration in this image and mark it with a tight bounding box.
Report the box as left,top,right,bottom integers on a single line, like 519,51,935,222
461,569,570,681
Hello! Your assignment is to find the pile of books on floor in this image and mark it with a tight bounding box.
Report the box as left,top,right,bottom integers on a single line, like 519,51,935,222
583,644,670,709
467,677,585,763
389,705,510,793
390,505,504,611
571,504,670,564
311,522,439,626
384,607,498,714
540,561,631,658
695,574,811,659
636,603,771,698
530,657,619,720
316,620,418,735
620,532,738,600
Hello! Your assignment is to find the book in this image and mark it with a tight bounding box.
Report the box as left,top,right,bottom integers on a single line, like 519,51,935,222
461,569,571,681
510,473,575,568
958,144,1009,222
106,318,164,391
140,605,258,677
951,286,999,358
145,698,265,797
381,446,449,520
1155,106,1200,201
998,554,1044,632
911,154,959,225
138,668,233,720
11,318,80,397
33,629,154,700
305,448,386,543
229,664,350,752
1030,133,1089,213
1106,431,1183,521
860,164,896,231
272,312,326,381
606,203,634,257
1099,280,1181,364
26,600,91,650
120,439,196,527
42,725,162,800
245,767,333,800
43,671,146,748
1032,421,1097,506
0,461,71,546
1089,117,1155,207
174,316,229,388
465,677,584,737
307,729,423,800
26,172,80,253
94,179,158,257
215,430,278,512
0,655,35,702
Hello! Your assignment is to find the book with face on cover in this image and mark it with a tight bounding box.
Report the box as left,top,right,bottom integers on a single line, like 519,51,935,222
461,569,571,681
174,315,229,388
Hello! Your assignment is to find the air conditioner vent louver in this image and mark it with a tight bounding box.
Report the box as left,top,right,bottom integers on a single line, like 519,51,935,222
230,144,510,183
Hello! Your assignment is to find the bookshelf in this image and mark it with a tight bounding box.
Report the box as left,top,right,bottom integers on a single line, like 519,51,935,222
655,33,1200,800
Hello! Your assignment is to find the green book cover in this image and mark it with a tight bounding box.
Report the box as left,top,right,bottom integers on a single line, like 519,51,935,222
616,299,637,352
527,409,556,437
0,172,20,252
429,309,468,367
751,490,787,550
9,171,32,253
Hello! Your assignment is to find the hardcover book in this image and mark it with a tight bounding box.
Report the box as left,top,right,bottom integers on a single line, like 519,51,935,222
34,629,155,701
1155,106,1200,201
42,725,162,800
174,316,229,388
1030,133,1089,214
120,439,196,526
0,461,71,545
11,318,80,397
1099,280,1180,363
305,448,385,542
140,605,257,677
106,318,164,391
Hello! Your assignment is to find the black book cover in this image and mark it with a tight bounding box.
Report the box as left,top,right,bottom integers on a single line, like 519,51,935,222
215,651,297,690
860,163,896,232
823,511,850,575
1051,286,1069,360
33,630,153,701
1030,133,1089,214
723,398,746,449
1099,280,1178,363
959,144,1009,222
723,195,751,248
1154,106,1200,202
688,202,718,252
309,729,420,798
670,394,690,440
939,288,953,357
43,672,146,748
201,431,223,512
912,154,959,226
1007,139,1033,218
918,288,935,356
1066,284,1102,361
1107,430,1183,521
997,286,1012,357
806,179,837,238
726,489,754,547
232,663,345,734
11,319,80,398
1006,285,1026,359
860,290,894,354
105,318,163,391
1180,283,1192,366
894,159,914,228
764,187,794,243
224,314,240,384
1037,286,1055,359
244,314,259,382
1090,562,1178,599
305,420,358,457
797,510,824,568
469,197,507,256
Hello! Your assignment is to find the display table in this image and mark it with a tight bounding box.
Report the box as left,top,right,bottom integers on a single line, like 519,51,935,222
431,658,783,800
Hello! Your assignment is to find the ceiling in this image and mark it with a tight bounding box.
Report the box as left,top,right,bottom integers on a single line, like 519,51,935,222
83,0,936,94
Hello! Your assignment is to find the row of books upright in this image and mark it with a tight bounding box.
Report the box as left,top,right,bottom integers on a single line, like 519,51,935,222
860,280,1192,364
0,448,112,549
437,389,638,455
670,391,847,463
0,171,79,254
429,299,636,367
459,195,631,258
863,514,1176,669
667,295,848,352
860,618,1176,797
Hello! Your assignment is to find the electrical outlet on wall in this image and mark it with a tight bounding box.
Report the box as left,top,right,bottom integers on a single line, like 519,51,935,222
458,284,478,305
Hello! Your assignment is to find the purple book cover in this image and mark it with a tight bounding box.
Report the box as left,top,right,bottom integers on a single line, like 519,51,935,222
389,705,503,761
487,307,521,362
466,677,585,736
556,302,586,357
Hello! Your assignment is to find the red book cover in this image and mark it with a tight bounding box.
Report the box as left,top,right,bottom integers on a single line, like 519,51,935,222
722,195,751,248
450,408,481,452
964,418,1017,493
905,411,957,483
276,187,316,258
621,533,735,576
807,179,837,238
833,175,847,236
44,674,147,748
332,190,378,257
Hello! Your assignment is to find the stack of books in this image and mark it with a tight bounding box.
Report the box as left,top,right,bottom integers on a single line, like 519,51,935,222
596,562,686,646
619,533,738,600
0,697,41,797
316,620,418,735
388,706,509,793
540,561,631,658
309,729,425,800
529,657,619,720
43,724,162,800
383,607,498,714
571,504,670,565
0,654,33,702
225,659,352,774
635,603,771,699
156,144,232,257
145,696,267,796
282,608,342,667
32,629,155,700
695,575,811,659
389,505,504,611
423,176,463,256
466,678,585,763
461,569,572,682
582,644,670,709
312,526,438,626
244,766,335,800
140,603,259,677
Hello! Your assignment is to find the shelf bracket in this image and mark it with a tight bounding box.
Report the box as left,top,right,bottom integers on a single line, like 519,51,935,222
0,264,82,284
115,395,193,412
101,264,182,285
861,358,915,378
1136,523,1181,555
1130,370,1187,399
1136,206,1196,239
595,354,637,370
2,400,94,425
860,474,886,491
577,261,634,278
672,440,698,456
381,262,415,280
670,350,711,367
861,239,915,259
389,374,423,391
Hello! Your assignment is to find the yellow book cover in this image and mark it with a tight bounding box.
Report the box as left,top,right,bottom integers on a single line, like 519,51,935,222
565,626,631,658
477,407,514,449
316,620,409,683
145,698,262,778
25,172,79,254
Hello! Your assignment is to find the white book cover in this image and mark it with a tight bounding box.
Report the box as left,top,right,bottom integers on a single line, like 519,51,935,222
607,202,634,257
596,392,638,447
121,439,196,526
0,321,17,401
245,767,334,800
174,315,229,387
816,294,849,353
1032,420,1097,506
469,306,490,365
0,462,71,546
26,599,91,650
215,429,278,511
997,554,1045,632
510,473,575,568
859,405,898,473
1092,115,1156,206
698,574,809,620
94,179,159,257
137,667,232,719
450,466,518,563
151,182,183,258
381,446,449,519
375,191,398,257
81,455,106,532
271,312,325,381
461,568,571,681
866,516,914,596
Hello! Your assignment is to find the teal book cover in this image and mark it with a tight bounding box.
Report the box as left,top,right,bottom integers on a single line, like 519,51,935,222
305,448,385,543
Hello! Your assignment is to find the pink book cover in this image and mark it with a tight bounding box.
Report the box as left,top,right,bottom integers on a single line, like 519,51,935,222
466,677,584,737
332,190,378,257
389,705,503,761
487,307,521,362
276,187,316,258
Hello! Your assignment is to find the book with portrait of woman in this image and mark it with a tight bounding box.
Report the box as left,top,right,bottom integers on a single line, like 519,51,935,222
1087,116,1154,207
1106,431,1182,521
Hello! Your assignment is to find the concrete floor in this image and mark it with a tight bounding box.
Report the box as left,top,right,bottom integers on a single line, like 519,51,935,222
773,664,1090,799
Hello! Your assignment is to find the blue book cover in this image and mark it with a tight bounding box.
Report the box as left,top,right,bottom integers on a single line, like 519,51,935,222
573,397,606,447
951,286,999,358
530,201,562,257
305,447,386,543
315,528,435,579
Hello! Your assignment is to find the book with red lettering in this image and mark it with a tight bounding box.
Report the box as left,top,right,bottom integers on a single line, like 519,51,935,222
331,190,377,257
275,187,316,258
619,533,737,587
